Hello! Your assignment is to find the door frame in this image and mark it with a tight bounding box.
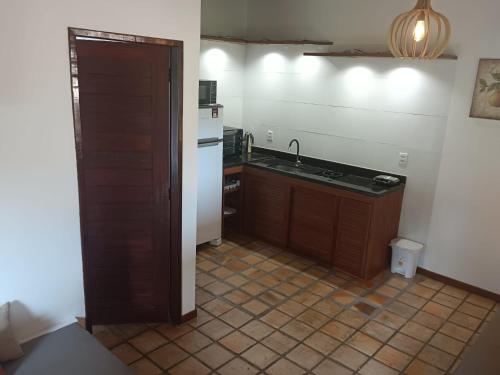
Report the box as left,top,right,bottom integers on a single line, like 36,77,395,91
67,27,184,329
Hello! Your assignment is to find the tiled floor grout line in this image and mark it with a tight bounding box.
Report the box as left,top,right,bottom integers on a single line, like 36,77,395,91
201,242,488,374
94,234,498,375
121,244,359,371
387,280,494,373
196,239,373,373
220,250,476,374
347,282,436,374
196,239,333,373
198,243,349,373
361,281,495,374
389,284,455,374
195,242,288,373
444,302,497,375
201,243,427,373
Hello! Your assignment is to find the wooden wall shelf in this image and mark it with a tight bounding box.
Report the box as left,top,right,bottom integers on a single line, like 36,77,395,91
303,51,458,60
202,35,333,46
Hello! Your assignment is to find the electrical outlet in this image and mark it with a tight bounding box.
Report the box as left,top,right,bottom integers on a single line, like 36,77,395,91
267,130,274,142
399,152,409,168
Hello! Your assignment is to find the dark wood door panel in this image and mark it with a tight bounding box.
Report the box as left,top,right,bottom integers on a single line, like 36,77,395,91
288,186,338,262
86,236,152,252
244,171,289,246
77,56,153,77
91,303,161,325
337,230,367,250
88,249,155,266
85,186,153,204
78,74,152,96
86,221,153,238
93,280,155,303
86,203,153,221
333,254,363,276
82,113,152,135
334,198,372,277
74,38,172,325
84,152,152,170
83,133,152,153
84,169,152,187
80,94,152,115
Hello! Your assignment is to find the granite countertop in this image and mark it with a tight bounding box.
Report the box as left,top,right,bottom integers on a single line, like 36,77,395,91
223,152,271,168
224,147,406,198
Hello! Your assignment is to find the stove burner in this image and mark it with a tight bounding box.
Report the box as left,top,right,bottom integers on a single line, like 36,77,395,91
319,170,344,179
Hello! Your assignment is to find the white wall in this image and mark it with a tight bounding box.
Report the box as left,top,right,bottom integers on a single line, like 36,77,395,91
202,0,500,294
201,0,247,38
242,45,456,247
245,0,460,52
424,0,500,294
198,40,457,251
0,0,200,342
200,40,246,128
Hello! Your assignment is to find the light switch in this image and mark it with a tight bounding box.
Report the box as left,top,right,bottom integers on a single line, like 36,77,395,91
267,130,274,142
399,152,409,168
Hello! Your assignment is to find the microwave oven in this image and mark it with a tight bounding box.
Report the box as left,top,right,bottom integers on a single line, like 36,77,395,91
223,126,243,158
199,80,217,106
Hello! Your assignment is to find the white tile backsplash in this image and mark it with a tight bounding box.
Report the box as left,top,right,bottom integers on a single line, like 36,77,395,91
200,40,246,129
199,41,457,246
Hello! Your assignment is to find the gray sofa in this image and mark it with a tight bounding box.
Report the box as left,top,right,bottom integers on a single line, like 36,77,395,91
4,323,132,375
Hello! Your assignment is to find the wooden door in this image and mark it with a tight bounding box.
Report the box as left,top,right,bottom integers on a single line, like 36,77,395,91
74,39,172,325
334,198,372,277
288,186,339,263
243,169,290,246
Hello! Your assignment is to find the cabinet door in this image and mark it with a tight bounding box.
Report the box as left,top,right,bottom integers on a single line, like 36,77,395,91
244,170,289,246
288,186,339,263
334,198,372,277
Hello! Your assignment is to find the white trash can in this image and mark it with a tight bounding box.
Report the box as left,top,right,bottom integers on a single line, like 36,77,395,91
390,238,424,278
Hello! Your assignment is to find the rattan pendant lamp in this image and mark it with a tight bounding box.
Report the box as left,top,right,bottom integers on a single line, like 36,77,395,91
388,0,451,59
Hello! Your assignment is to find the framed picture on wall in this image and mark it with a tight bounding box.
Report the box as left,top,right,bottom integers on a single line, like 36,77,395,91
470,58,500,120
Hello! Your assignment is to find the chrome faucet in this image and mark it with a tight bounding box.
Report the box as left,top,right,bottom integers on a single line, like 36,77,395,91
288,139,301,166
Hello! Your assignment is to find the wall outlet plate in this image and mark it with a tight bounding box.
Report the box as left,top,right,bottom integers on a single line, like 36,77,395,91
267,130,274,142
399,152,409,168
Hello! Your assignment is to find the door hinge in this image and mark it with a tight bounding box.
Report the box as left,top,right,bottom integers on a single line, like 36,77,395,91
168,187,171,201
168,68,172,82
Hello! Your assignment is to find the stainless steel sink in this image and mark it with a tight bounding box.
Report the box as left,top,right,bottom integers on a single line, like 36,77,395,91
266,160,324,175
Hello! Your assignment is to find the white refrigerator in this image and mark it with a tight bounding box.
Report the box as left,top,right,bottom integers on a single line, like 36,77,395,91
196,105,224,246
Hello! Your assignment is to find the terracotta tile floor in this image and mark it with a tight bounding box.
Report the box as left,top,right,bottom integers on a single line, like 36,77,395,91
93,234,498,374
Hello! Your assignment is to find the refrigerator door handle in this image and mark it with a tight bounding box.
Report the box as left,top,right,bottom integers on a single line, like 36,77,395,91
198,138,223,148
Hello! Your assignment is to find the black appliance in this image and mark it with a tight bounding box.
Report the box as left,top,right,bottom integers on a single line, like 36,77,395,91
199,80,217,106
373,175,401,187
318,170,344,179
223,126,243,158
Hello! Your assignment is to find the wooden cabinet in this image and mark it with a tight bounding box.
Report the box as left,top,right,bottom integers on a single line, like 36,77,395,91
244,169,290,246
242,166,404,279
334,198,372,276
288,186,339,263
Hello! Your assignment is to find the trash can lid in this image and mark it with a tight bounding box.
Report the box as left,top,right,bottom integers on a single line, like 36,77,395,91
392,238,424,252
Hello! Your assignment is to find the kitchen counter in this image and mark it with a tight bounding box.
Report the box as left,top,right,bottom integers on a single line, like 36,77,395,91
224,147,406,198
223,152,272,168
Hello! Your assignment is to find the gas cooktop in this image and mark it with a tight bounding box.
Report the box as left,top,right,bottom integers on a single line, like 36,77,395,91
316,169,344,179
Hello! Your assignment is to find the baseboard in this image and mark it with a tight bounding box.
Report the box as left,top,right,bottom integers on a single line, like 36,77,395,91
181,309,197,323
417,267,500,302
